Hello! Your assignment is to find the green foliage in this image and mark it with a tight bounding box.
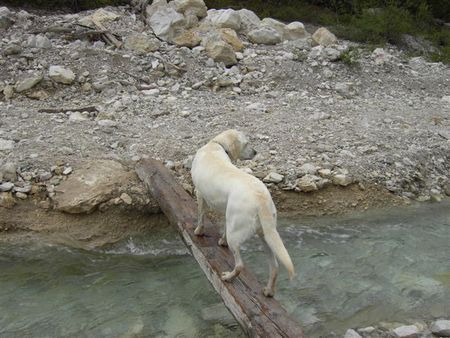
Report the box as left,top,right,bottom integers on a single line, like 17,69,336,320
338,47,361,66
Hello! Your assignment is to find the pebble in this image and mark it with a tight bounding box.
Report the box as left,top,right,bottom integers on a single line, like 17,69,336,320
120,192,132,205
332,174,353,187
97,119,117,127
393,325,420,338
0,182,14,192
15,191,28,199
63,167,73,175
263,172,284,183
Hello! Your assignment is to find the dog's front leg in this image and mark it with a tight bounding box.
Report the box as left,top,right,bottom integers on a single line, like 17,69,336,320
194,192,206,235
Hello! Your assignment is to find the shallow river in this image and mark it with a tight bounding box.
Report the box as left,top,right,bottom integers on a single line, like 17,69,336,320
1,201,449,337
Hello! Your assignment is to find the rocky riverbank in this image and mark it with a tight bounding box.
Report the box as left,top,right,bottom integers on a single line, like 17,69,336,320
0,1,449,223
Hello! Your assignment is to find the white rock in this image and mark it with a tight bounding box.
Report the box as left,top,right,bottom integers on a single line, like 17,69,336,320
0,182,14,192
49,66,76,84
69,111,89,122
299,163,317,175
35,34,52,48
296,175,318,192
312,27,337,46
174,0,207,18
237,9,260,33
261,17,286,39
206,9,241,30
147,6,186,42
332,174,353,186
15,191,27,200
142,88,160,96
14,74,43,92
344,329,362,338
0,138,14,151
205,40,237,66
393,325,420,337
441,96,450,104
431,320,450,336
248,26,282,45
124,33,160,54
285,21,307,40
120,192,132,205
63,167,73,175
263,172,284,184
372,48,392,65
97,119,117,127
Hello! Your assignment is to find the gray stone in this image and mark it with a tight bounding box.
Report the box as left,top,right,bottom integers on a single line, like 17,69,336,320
14,74,43,92
3,85,13,100
3,43,21,55
15,191,27,199
299,163,317,175
174,0,207,18
0,182,14,192
237,8,260,33
285,21,307,40
49,66,76,84
38,172,52,181
0,7,14,30
205,40,237,66
97,119,117,128
332,174,353,187
296,174,318,192
248,26,282,45
0,162,16,181
206,9,241,30
124,33,161,54
263,172,284,184
312,27,337,46
120,192,132,205
393,325,420,338
54,160,134,213
431,320,450,336
69,111,89,122
35,34,52,49
261,17,286,39
0,139,14,151
147,5,186,42
344,329,362,338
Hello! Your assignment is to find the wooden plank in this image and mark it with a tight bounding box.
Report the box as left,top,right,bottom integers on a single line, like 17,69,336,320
136,159,305,338
91,18,123,49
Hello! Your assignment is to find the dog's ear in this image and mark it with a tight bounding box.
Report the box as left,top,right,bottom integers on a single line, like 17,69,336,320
213,131,240,161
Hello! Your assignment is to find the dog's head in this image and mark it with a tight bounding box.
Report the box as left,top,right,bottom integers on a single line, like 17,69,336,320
212,129,257,161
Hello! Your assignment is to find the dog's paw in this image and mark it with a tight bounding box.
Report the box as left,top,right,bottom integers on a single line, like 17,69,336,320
262,287,274,297
218,238,228,247
194,226,204,236
221,271,234,281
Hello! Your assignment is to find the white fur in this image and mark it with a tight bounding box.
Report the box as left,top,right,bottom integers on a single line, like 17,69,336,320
191,129,295,297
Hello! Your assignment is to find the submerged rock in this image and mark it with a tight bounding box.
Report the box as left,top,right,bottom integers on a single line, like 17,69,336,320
431,320,450,337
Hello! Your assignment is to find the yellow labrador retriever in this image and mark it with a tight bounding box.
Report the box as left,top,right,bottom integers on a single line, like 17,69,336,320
191,129,295,297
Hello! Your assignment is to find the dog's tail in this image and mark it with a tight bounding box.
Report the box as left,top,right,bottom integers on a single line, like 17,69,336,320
258,203,295,280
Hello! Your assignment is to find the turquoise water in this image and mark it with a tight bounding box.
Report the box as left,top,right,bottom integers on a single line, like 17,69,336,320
0,201,449,337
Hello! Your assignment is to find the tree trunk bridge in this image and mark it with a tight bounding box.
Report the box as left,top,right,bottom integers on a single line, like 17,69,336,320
136,159,305,338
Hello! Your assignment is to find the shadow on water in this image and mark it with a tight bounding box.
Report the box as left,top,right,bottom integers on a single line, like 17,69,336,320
0,200,449,336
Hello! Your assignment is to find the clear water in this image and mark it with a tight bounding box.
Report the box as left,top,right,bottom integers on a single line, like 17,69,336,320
0,201,449,337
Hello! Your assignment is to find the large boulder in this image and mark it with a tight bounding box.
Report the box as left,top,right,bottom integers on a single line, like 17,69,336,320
261,17,286,39
54,160,134,214
248,26,282,45
174,0,207,18
205,40,237,66
173,28,201,47
312,27,337,46
219,28,244,51
147,3,186,42
237,9,260,34
206,9,241,31
285,21,308,40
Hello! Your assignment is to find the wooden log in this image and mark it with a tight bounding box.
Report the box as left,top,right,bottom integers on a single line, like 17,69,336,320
38,106,98,114
91,17,123,49
136,159,305,338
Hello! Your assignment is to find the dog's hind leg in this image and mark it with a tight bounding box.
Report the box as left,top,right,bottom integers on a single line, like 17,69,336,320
258,232,279,297
221,238,243,281
194,192,206,236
